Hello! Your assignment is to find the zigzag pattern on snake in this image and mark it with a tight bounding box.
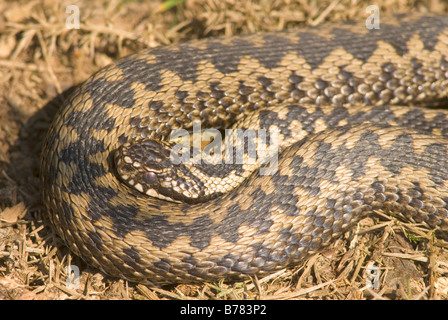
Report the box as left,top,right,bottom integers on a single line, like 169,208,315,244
41,13,448,285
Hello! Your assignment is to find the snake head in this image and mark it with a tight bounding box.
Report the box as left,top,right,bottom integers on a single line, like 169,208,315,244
114,139,209,203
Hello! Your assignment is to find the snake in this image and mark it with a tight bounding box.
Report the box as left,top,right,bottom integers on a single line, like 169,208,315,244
41,13,448,286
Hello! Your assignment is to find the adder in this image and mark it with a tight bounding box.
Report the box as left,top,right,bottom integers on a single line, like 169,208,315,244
41,13,448,285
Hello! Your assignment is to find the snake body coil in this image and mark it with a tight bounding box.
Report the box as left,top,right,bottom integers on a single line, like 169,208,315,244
41,14,448,285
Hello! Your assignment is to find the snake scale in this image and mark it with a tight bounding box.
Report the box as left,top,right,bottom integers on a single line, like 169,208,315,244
41,13,448,286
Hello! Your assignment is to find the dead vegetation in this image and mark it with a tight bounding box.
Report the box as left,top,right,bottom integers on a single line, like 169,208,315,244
0,0,448,300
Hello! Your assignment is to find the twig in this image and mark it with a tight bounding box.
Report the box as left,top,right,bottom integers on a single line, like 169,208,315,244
36,30,62,94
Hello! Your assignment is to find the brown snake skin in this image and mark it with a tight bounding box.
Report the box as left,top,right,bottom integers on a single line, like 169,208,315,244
41,13,448,285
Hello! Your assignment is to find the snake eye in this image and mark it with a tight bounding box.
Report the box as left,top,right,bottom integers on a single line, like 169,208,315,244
143,171,158,184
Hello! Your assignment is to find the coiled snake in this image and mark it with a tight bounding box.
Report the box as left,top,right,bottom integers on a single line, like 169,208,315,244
41,13,448,285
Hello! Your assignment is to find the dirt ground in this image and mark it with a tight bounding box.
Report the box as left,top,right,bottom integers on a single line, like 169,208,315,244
0,0,448,300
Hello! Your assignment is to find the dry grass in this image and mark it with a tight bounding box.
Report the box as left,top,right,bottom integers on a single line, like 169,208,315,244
0,0,448,300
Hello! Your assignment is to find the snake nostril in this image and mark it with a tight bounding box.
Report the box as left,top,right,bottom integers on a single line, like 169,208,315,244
143,171,158,184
